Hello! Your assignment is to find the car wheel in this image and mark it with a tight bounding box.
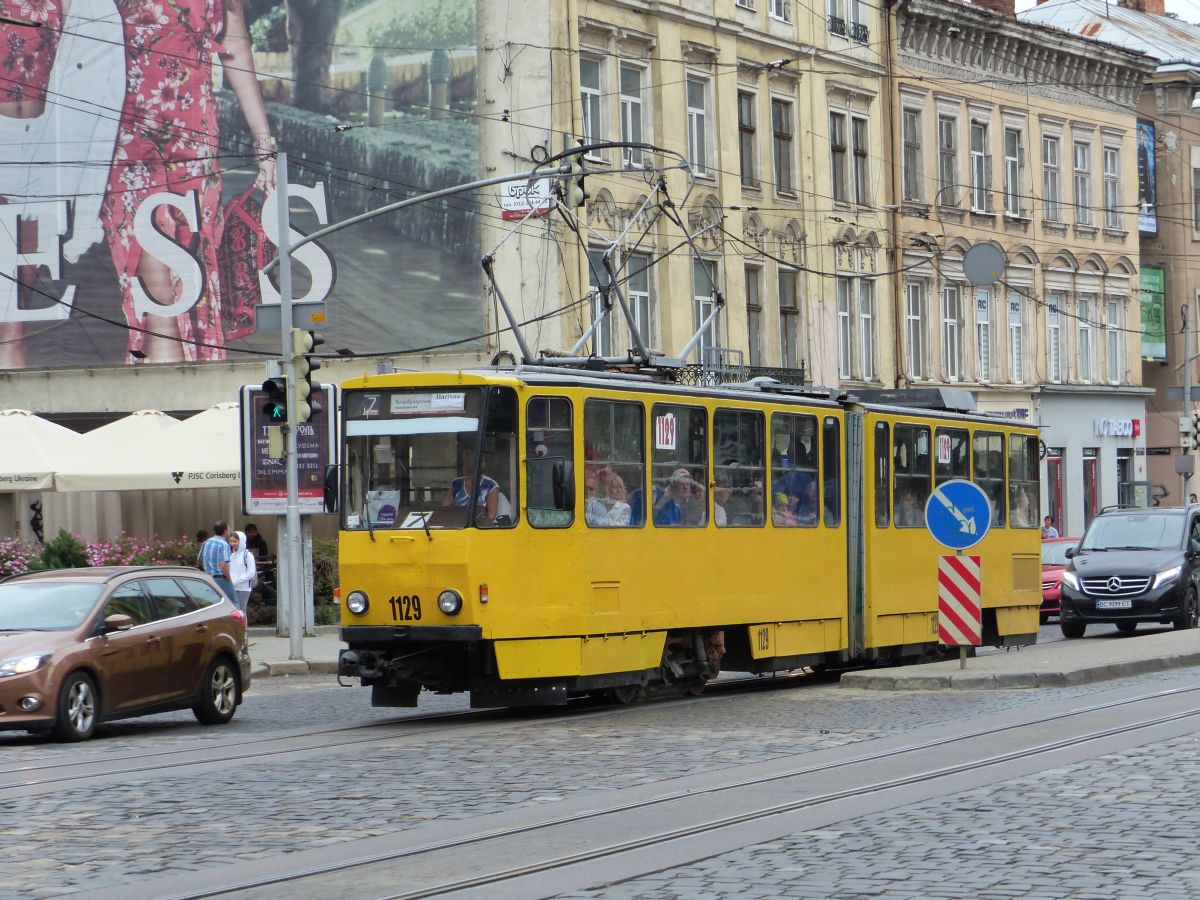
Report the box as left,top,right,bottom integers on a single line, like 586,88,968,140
1116,621,1138,634
1060,621,1086,639
51,671,97,742
193,656,239,725
1040,612,1050,625
1174,588,1199,631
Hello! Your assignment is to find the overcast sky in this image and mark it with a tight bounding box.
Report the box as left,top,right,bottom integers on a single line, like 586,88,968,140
1015,0,1200,21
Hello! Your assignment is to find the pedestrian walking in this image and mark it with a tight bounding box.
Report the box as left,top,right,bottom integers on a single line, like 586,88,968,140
197,521,237,604
228,530,257,615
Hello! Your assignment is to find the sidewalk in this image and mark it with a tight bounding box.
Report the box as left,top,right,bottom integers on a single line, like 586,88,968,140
246,626,344,678
840,627,1200,690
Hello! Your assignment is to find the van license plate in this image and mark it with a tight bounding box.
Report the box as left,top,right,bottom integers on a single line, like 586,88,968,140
1096,599,1132,610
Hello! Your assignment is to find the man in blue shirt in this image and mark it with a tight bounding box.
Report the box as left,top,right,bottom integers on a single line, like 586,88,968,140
197,520,236,602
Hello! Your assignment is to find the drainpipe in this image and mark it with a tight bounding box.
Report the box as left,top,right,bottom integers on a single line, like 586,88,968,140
885,0,905,389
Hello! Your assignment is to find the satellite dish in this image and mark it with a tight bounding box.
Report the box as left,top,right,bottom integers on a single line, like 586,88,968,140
962,243,1007,287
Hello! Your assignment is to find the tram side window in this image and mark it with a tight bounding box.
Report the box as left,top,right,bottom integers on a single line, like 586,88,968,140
874,422,890,527
649,404,708,527
771,413,819,527
713,408,766,527
478,388,519,528
934,427,970,485
1008,434,1040,528
585,399,645,528
823,417,841,527
973,431,1007,527
526,396,574,528
893,423,932,527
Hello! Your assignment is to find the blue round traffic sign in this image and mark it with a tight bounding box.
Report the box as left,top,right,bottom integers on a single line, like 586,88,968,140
924,479,992,550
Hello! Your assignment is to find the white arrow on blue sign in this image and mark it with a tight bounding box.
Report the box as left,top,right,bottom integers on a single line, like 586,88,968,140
924,478,992,551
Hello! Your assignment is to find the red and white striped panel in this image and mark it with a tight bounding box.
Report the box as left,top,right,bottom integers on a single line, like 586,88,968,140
938,554,982,647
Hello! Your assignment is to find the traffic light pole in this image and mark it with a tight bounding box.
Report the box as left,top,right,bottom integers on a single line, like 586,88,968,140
1185,304,1193,506
275,152,305,660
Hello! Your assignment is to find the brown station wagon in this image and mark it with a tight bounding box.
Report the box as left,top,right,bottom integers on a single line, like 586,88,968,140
0,566,251,741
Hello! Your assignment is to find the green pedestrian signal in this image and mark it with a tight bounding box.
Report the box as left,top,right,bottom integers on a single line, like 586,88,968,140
262,375,288,423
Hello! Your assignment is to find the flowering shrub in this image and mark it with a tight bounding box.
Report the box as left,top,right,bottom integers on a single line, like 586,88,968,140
0,538,38,578
84,534,198,568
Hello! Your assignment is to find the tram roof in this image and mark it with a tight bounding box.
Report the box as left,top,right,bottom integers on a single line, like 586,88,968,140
344,366,1039,431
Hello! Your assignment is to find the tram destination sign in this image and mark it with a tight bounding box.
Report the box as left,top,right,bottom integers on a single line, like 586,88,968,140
924,479,992,551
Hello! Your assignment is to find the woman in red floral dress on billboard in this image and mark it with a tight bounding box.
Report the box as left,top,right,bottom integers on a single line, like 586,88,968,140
102,0,275,363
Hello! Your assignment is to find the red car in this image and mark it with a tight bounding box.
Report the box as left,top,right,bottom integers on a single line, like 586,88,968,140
1041,537,1079,623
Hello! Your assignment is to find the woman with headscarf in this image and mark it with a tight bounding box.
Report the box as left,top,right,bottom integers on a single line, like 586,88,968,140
227,529,257,614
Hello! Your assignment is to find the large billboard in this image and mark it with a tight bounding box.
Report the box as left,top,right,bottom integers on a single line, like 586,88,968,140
0,0,481,370
1140,265,1166,363
1137,120,1157,235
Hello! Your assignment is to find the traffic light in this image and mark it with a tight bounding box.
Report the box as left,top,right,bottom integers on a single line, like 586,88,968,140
291,327,324,422
565,146,589,208
262,375,288,423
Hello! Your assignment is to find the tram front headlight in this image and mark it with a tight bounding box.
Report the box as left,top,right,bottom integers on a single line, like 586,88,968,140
438,589,463,615
345,591,370,616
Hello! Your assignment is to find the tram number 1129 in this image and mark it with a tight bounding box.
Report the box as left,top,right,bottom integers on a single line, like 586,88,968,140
756,626,770,653
388,595,422,621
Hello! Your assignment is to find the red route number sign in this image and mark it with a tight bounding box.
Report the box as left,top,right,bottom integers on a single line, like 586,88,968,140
938,555,982,647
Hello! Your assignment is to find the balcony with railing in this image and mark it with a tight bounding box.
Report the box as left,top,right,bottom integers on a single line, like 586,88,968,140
827,15,848,37
674,348,809,388
849,22,869,43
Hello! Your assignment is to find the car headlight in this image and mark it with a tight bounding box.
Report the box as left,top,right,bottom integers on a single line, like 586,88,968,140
438,589,463,615
0,653,52,678
345,591,369,615
1153,565,1183,589
1060,570,1080,591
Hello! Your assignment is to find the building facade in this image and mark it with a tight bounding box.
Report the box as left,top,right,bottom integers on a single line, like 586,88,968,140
1024,0,1200,510
889,0,1154,536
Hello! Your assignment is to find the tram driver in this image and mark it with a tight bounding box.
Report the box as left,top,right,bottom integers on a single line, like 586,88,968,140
441,471,501,524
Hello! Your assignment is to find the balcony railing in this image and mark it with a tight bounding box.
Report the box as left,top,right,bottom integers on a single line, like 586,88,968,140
674,361,809,388
827,15,848,37
849,22,869,43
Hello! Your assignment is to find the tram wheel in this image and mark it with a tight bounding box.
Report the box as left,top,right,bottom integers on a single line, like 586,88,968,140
608,684,644,705
685,679,706,697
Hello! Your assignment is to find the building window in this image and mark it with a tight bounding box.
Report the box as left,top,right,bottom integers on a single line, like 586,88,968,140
941,285,961,381
975,288,992,382
859,279,876,380
827,0,848,36
852,116,869,205
735,0,755,8
1074,141,1092,225
902,109,922,202
746,266,762,367
693,257,720,364
970,121,990,212
1003,127,1023,216
686,75,710,175
1193,166,1200,234
619,65,645,169
738,92,756,187
1103,146,1121,229
1007,293,1024,383
1107,298,1124,383
837,276,852,379
580,57,603,149
628,251,655,351
769,0,792,22
830,111,848,203
938,115,957,206
1047,291,1063,383
587,248,614,358
772,99,794,193
905,281,927,380
1078,295,1094,383
779,269,800,369
1043,135,1061,222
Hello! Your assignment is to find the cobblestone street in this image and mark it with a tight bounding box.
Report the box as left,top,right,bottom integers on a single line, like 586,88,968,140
4,667,1200,897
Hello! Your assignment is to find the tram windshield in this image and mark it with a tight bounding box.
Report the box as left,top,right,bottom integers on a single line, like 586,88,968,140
342,387,517,531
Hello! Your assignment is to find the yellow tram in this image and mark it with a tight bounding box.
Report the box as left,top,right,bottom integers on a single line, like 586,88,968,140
332,368,1041,707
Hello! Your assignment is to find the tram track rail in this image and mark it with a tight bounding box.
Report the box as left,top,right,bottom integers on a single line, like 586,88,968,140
0,673,806,797
138,683,1200,900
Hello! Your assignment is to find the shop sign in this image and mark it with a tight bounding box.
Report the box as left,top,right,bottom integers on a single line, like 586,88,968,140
982,408,1030,420
1094,418,1140,438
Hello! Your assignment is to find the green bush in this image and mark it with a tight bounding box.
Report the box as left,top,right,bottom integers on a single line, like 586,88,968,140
36,530,89,570
312,537,339,605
